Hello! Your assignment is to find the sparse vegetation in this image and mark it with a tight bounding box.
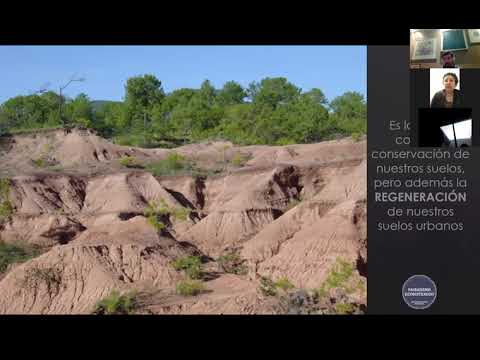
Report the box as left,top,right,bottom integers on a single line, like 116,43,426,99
351,132,363,142
334,302,355,315
274,277,295,291
259,276,296,296
144,199,191,224
315,257,357,299
172,255,203,280
0,241,42,274
146,215,166,232
217,251,248,275
0,178,14,223
48,165,64,172
32,158,46,168
176,279,206,296
119,155,135,167
171,206,191,221
230,152,251,167
145,152,190,176
93,290,139,315
21,266,62,292
259,276,278,297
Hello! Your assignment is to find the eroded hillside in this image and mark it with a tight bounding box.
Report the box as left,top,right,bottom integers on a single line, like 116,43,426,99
0,127,366,314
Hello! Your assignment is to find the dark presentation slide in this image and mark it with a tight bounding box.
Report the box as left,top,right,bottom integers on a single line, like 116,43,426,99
368,40,480,314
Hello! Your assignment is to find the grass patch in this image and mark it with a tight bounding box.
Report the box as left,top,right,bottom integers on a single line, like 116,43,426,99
145,152,190,176
32,158,47,168
145,153,220,178
217,251,248,275
176,280,206,296
172,255,203,280
0,241,42,274
274,277,295,291
315,257,356,298
93,290,139,315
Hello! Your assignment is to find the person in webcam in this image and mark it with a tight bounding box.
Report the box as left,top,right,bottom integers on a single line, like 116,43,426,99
441,51,457,68
430,72,463,108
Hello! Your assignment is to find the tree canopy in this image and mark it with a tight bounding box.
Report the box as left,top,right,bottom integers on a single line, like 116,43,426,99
0,75,366,146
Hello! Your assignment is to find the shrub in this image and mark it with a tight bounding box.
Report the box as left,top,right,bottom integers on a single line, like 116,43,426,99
0,179,13,223
259,276,277,297
145,152,189,176
316,257,355,298
274,277,295,291
172,255,203,280
351,132,363,142
32,158,46,168
217,251,248,275
144,199,191,223
0,200,13,222
176,280,205,296
146,215,165,232
144,200,169,217
119,156,135,167
171,206,191,221
0,241,41,274
334,302,355,315
21,266,62,292
0,178,11,197
93,290,139,315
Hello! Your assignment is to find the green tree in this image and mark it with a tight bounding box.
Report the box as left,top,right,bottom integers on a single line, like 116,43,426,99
329,91,366,137
198,80,216,106
217,81,246,106
302,88,328,106
251,77,301,109
65,93,94,127
124,74,165,132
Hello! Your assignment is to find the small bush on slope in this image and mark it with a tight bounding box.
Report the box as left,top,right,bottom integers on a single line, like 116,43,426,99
0,241,41,274
172,255,203,280
217,251,248,275
93,290,139,315
176,280,206,296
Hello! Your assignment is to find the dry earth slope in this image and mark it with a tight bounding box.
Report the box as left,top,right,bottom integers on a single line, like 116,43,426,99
0,128,366,314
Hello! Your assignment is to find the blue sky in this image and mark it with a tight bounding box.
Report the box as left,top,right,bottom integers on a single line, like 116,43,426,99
0,46,366,104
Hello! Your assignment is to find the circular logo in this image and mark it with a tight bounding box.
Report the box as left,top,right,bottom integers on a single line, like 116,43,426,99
402,275,437,310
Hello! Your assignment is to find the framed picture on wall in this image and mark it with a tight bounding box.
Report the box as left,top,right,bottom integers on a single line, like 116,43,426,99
412,37,437,60
467,29,480,44
441,29,468,51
